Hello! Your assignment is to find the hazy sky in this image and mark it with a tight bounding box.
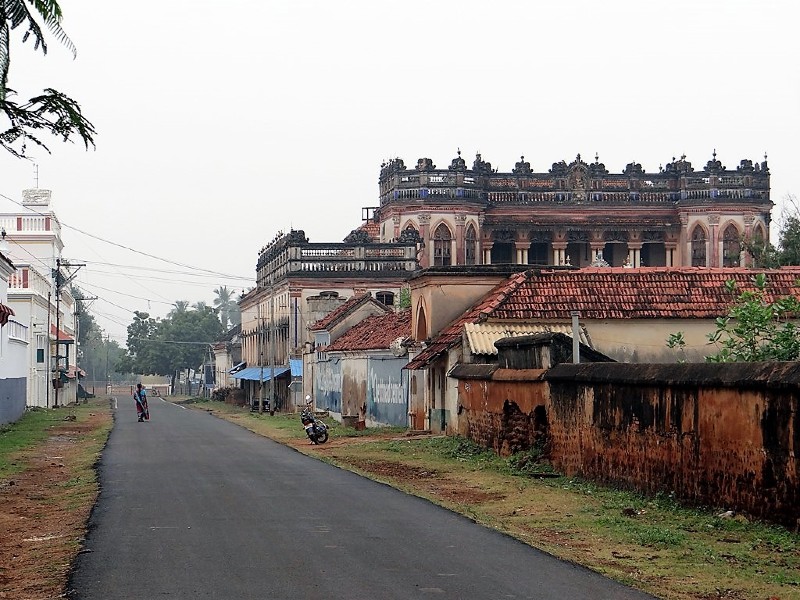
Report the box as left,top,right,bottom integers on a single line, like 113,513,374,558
1,0,798,343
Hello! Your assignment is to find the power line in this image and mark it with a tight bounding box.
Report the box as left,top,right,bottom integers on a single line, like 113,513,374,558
0,190,253,280
72,259,253,280
78,281,176,306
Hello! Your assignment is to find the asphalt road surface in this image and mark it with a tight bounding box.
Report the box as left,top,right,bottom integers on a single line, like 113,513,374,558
68,397,655,600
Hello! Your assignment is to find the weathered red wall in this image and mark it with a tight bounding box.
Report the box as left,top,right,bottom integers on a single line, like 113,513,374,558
457,363,799,528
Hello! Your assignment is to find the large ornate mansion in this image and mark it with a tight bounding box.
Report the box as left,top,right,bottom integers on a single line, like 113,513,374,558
375,151,771,269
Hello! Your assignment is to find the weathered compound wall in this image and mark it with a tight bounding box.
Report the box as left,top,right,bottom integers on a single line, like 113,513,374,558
456,362,799,527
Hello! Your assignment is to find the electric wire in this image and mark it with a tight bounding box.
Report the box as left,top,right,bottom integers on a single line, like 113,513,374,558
0,190,252,280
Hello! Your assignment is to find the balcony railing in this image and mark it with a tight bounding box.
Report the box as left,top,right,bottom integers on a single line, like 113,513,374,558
8,267,51,298
257,242,417,287
0,215,60,236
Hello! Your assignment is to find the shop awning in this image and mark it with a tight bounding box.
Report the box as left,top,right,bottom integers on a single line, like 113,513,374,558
290,358,303,377
50,323,74,342
0,302,15,326
232,366,290,382
229,361,247,374
66,366,87,379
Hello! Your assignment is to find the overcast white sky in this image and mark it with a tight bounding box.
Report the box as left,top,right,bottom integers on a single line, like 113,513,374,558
1,0,798,343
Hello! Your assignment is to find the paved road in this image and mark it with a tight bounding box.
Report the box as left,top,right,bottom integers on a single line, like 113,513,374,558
68,397,655,600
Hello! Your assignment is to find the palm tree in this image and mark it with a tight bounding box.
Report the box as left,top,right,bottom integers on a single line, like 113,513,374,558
213,286,239,330
169,300,190,317
1,0,95,157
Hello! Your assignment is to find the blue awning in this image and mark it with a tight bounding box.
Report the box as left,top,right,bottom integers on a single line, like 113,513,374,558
232,366,290,382
290,358,303,377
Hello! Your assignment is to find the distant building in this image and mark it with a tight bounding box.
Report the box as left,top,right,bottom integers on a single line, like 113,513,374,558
236,229,417,408
376,151,771,269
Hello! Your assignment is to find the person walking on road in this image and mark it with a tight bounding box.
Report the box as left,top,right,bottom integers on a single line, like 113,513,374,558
134,383,150,422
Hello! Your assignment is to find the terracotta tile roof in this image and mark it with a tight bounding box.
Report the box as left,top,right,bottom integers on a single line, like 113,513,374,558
326,309,411,352
357,220,381,242
406,267,800,370
406,273,527,370
308,293,387,331
496,267,800,320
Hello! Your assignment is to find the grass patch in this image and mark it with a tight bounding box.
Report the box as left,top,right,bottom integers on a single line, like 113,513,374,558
0,408,68,478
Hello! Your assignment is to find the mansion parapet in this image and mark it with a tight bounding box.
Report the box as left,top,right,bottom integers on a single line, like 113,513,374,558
375,151,771,269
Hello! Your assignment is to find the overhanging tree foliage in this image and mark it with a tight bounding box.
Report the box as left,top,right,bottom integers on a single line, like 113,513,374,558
1,0,95,157
668,274,800,362
745,193,800,268
118,304,223,376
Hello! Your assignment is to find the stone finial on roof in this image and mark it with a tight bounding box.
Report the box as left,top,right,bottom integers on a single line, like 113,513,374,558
448,148,467,171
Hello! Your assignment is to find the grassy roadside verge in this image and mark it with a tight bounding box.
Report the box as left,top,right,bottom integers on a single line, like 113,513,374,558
182,398,800,600
0,399,113,599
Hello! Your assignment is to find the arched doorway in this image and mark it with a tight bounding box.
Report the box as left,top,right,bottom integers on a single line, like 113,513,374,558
491,230,515,264
528,231,551,266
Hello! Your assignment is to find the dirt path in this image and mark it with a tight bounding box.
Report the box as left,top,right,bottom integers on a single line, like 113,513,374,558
0,410,110,600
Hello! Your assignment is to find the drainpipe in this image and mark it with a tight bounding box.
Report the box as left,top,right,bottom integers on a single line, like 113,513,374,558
570,311,580,364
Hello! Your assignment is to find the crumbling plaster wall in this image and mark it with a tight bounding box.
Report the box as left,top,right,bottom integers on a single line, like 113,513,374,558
457,363,799,527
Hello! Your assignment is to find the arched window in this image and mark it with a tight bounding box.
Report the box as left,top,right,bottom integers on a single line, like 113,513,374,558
691,226,707,267
722,224,741,267
433,223,452,266
752,223,766,244
415,303,428,341
465,224,477,265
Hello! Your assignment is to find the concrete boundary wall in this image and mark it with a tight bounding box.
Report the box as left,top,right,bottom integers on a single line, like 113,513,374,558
0,378,27,425
456,362,799,528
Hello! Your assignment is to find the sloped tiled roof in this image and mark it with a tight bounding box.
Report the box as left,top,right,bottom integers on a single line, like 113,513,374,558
406,273,527,370
494,267,800,320
308,293,387,331
326,309,411,352
406,267,800,370
357,220,381,242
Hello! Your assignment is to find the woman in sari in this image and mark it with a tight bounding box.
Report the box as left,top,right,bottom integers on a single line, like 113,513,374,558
134,383,149,422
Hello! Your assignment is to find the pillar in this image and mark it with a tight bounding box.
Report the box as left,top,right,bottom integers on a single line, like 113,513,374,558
665,243,677,267
483,242,494,265
454,215,466,265
515,241,528,265
627,242,643,267
552,242,567,266
708,215,720,267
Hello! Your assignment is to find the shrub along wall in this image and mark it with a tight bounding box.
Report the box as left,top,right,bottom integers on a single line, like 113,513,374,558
455,362,799,528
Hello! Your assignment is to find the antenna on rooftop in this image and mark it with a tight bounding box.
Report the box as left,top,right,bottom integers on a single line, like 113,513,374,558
33,162,39,188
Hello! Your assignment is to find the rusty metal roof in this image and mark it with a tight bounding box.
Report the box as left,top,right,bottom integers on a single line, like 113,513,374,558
464,322,590,355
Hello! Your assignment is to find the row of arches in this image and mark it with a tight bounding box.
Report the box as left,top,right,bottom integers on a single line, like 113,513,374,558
404,219,767,268
690,221,766,267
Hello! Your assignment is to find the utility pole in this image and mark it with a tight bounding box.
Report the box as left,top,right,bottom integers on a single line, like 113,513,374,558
258,302,264,413
46,292,51,409
52,258,85,408
269,275,275,416
74,295,97,404
105,334,110,394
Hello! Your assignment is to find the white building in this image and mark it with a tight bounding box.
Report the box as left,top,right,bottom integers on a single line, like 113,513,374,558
0,248,27,424
1,189,77,409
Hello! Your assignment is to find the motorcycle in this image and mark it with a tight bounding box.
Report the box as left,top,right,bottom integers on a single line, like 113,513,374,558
301,396,329,444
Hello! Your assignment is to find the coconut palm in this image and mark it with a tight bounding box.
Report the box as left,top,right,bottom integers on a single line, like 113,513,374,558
1,0,95,157
213,286,240,330
168,300,190,317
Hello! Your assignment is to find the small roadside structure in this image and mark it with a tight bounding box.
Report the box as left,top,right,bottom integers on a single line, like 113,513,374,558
314,309,411,427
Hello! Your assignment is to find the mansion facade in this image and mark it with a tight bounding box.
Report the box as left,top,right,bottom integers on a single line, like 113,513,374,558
375,151,771,269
